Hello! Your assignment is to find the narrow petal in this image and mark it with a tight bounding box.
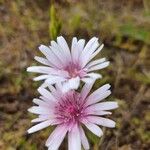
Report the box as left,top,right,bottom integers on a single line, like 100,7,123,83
38,87,56,102
79,126,90,150
31,117,48,123
33,75,50,81
71,37,78,61
80,37,99,67
62,77,80,93
45,76,66,85
27,120,52,134
88,61,110,72
88,44,104,61
84,122,103,137
34,56,51,66
57,36,71,62
87,116,116,128
28,106,51,114
33,98,46,106
51,40,68,65
39,45,63,68
85,73,102,79
80,80,95,100
78,39,85,53
87,102,118,111
46,125,68,148
86,58,106,68
27,66,52,74
68,124,81,150
85,84,111,106
85,110,112,116
81,77,95,84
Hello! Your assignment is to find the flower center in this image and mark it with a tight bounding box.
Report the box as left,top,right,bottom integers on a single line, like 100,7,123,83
64,62,86,78
54,92,84,124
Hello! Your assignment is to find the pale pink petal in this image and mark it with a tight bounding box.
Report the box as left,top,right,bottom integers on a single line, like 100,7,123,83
77,39,85,52
88,44,104,62
45,76,66,85
79,126,90,150
38,87,56,102
84,122,103,137
28,106,51,115
39,45,63,68
71,37,78,62
27,66,53,74
80,37,99,67
31,117,48,123
85,73,102,79
87,116,116,128
33,75,50,81
27,120,52,134
85,84,111,106
80,80,95,100
81,77,95,84
68,124,81,150
33,98,47,106
88,61,110,72
51,40,68,65
62,76,80,93
85,110,112,116
34,56,51,66
57,36,71,62
87,102,118,111
46,125,68,148
86,58,106,68
49,45,66,66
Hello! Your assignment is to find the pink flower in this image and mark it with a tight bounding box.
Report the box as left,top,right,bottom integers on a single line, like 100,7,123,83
27,36,109,92
27,81,118,150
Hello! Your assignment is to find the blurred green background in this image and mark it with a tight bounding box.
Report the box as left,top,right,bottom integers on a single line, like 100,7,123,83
0,0,150,150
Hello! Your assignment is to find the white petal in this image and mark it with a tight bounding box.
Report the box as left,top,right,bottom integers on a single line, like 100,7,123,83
78,39,85,52
84,122,103,137
87,116,116,128
71,37,78,62
38,87,56,102
45,76,66,85
46,125,68,149
87,102,118,111
80,37,99,67
85,84,111,106
88,44,104,61
27,120,52,134
80,80,95,100
28,106,51,114
39,45,63,68
68,124,81,150
49,45,66,66
88,61,110,72
34,56,51,66
57,36,71,61
33,98,46,106
62,77,80,93
51,40,68,65
27,66,52,74
86,58,106,68
81,77,94,84
33,75,50,81
85,73,102,79
86,110,112,116
31,117,48,123
79,126,90,150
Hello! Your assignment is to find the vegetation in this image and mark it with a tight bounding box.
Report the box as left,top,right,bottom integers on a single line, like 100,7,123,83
0,0,149,149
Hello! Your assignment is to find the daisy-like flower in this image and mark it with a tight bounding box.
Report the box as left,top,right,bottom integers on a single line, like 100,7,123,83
27,36,109,92
27,81,118,150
